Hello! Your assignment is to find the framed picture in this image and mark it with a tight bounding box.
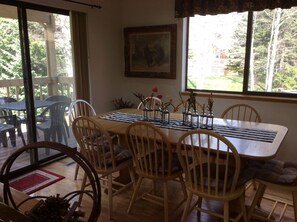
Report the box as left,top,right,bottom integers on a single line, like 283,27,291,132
124,24,177,79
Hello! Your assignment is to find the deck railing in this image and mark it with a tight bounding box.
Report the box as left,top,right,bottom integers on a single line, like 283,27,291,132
0,76,74,100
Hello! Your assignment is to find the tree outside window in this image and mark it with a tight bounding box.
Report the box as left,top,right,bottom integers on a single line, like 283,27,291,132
187,7,297,96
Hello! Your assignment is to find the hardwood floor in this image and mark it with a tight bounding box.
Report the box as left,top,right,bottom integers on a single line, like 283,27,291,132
0,133,295,221
28,157,295,222
0,127,294,221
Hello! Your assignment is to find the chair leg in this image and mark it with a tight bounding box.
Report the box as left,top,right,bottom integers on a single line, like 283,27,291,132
128,166,136,188
256,183,266,207
179,175,187,201
17,125,26,145
0,131,8,147
292,191,297,221
78,173,87,206
44,129,50,155
163,181,169,222
62,127,68,146
108,174,113,220
197,197,202,222
247,182,266,221
239,194,248,222
64,118,70,137
181,191,192,222
8,129,16,147
74,164,79,180
127,176,143,214
252,180,258,190
58,125,68,146
223,201,229,222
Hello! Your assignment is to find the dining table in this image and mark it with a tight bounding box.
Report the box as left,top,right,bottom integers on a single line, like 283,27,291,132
0,99,57,111
92,108,288,160
91,108,289,221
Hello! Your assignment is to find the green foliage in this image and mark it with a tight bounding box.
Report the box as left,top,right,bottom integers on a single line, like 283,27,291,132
274,65,297,91
0,14,73,98
226,8,297,92
0,18,22,80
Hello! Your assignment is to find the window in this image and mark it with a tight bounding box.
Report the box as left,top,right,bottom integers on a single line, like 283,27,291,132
187,7,297,97
0,3,75,171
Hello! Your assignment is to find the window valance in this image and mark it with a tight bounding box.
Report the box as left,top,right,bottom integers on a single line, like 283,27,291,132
175,0,297,17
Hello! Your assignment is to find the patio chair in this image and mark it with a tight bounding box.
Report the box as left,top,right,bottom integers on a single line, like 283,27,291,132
36,101,70,146
125,121,187,222
0,118,14,147
45,95,72,103
0,97,26,147
176,129,249,222
72,116,135,219
36,95,72,137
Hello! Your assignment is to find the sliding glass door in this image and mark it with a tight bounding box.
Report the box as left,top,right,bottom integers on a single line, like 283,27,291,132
26,9,75,160
0,4,26,170
0,3,75,171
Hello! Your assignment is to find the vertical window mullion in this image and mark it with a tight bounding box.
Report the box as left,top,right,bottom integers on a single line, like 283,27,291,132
17,6,38,163
243,11,254,93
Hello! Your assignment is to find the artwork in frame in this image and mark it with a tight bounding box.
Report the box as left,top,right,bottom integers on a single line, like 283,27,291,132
124,24,177,79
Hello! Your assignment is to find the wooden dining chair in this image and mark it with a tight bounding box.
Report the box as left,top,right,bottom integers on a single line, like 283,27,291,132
221,103,261,190
125,121,187,222
220,103,262,122
248,159,297,221
173,100,203,113
137,96,161,109
72,116,135,219
68,99,96,125
68,99,96,180
176,129,249,222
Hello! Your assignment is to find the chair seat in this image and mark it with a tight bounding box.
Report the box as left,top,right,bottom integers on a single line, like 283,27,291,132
36,120,51,130
105,144,132,167
254,159,297,184
190,162,254,191
140,150,182,175
35,115,49,123
247,159,297,221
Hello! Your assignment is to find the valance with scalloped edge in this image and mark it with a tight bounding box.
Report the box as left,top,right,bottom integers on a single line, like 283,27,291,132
175,0,297,17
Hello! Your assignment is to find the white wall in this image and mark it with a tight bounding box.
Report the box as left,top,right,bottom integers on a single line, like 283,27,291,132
120,0,297,163
120,0,184,107
16,0,297,162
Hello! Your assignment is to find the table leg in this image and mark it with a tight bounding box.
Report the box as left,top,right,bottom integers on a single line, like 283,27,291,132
0,131,8,147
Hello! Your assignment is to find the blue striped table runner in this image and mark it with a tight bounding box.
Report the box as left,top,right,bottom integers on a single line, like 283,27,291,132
100,112,276,143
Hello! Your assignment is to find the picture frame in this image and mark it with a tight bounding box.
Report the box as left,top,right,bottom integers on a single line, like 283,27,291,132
124,24,177,79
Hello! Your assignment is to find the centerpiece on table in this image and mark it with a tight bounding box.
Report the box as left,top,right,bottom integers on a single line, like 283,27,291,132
133,86,159,121
133,86,174,123
206,92,214,129
157,94,175,124
200,92,214,129
179,90,199,127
